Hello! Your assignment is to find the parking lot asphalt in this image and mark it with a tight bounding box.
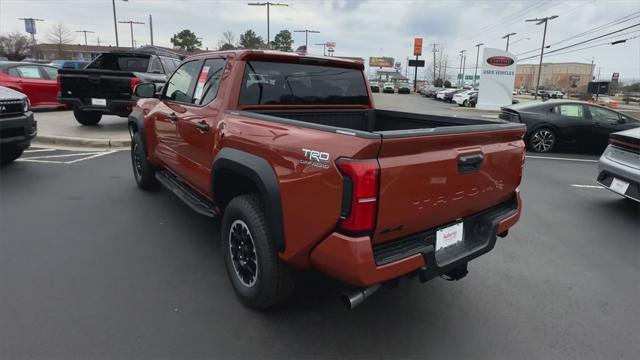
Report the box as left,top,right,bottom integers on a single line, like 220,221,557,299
1,145,638,359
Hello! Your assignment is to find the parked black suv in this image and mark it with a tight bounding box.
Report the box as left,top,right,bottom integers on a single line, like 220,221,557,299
0,86,36,165
57,46,182,125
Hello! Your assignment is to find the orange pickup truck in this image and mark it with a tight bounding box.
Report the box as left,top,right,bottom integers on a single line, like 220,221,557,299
128,50,525,309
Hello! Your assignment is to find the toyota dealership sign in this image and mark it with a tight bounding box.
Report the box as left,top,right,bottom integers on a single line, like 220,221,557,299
476,48,517,111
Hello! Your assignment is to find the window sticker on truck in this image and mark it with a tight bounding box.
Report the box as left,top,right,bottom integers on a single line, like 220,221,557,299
300,148,330,169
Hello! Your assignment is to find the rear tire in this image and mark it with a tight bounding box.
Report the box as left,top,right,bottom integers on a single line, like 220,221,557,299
74,108,102,126
131,133,160,191
1,145,24,166
222,194,295,309
528,127,557,153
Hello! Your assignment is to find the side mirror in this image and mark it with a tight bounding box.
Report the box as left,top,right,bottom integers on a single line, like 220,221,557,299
134,82,156,98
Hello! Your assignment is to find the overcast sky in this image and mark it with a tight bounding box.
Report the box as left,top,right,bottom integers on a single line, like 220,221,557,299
1,0,639,82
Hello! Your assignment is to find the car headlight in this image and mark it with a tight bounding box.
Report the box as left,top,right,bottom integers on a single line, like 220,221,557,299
23,98,30,112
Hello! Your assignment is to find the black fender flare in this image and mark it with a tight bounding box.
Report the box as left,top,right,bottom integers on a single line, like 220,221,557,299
212,148,285,252
127,107,146,146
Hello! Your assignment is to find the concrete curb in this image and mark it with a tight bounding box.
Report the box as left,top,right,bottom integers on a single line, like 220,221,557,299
34,135,131,148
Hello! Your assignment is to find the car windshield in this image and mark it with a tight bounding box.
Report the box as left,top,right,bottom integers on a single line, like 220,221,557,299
239,61,368,105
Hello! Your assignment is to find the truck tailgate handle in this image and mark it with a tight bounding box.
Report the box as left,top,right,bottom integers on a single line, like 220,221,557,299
458,154,484,174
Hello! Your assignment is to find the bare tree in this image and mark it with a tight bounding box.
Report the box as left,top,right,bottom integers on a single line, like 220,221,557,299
0,32,34,60
47,22,75,59
217,30,236,50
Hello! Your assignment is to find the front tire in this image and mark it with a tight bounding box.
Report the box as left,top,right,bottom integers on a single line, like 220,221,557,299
222,194,295,309
528,127,557,153
73,108,102,126
1,145,24,166
131,133,160,190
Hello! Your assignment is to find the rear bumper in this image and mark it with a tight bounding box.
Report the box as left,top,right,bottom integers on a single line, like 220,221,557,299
0,112,37,149
310,191,522,287
57,97,136,117
597,148,640,202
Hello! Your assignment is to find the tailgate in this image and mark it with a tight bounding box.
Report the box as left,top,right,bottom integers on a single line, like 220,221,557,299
59,70,135,100
372,125,525,245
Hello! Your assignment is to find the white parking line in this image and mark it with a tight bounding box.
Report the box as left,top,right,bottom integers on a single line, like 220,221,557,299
17,150,119,164
570,184,604,189
24,148,56,153
526,155,598,163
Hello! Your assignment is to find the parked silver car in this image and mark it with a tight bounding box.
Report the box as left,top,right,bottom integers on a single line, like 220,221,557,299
597,127,640,202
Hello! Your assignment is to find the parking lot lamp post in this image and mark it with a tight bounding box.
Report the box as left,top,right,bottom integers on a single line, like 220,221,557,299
526,15,558,100
473,43,483,89
294,29,320,50
248,2,288,49
112,0,128,47
118,20,144,48
502,32,516,52
459,50,466,88
76,30,95,46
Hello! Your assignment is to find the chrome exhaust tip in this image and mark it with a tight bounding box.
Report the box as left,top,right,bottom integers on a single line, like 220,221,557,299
340,284,381,310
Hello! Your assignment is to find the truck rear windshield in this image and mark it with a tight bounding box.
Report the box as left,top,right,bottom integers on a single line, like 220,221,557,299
239,61,368,105
86,54,150,72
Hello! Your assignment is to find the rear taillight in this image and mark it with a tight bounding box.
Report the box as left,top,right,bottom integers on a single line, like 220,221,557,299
130,77,140,91
336,158,379,234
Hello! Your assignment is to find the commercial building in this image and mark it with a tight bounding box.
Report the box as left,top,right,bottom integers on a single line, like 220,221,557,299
515,62,594,92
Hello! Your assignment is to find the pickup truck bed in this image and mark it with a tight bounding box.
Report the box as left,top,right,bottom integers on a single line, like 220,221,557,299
128,50,525,309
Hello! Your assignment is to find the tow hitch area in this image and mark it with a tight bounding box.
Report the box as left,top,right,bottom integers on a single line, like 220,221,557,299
439,263,469,281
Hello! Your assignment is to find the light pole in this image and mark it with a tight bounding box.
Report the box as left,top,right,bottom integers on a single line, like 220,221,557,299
473,43,483,89
118,20,145,48
526,15,558,100
502,32,516,52
431,43,438,85
294,29,320,50
76,30,95,46
247,2,288,49
458,50,466,88
112,0,128,47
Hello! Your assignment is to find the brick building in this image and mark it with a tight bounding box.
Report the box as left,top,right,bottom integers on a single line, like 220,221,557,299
515,62,594,92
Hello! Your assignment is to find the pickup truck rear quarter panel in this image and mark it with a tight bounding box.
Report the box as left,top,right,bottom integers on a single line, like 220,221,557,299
218,111,381,268
373,128,526,244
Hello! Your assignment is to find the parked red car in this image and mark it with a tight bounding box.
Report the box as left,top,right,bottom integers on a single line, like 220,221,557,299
0,62,64,107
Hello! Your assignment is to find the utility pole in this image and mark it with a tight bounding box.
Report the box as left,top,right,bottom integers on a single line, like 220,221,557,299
473,43,483,89
248,2,288,49
294,29,320,49
76,30,95,46
112,0,128,47
462,51,467,88
502,32,516,52
526,15,558,100
149,15,154,46
431,43,438,85
118,20,144,48
315,43,326,56
458,50,466,88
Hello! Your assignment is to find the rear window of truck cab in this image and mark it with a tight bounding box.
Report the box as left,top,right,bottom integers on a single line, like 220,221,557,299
86,54,150,72
239,61,368,105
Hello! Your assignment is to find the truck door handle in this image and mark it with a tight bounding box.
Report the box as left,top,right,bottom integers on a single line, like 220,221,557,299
195,121,209,132
167,112,177,121
458,154,484,174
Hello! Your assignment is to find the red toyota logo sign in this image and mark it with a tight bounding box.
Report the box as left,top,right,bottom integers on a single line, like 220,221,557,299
487,56,514,67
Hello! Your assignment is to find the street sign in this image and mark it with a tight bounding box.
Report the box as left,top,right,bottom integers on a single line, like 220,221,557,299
326,41,336,48
369,57,394,67
588,81,609,94
408,59,425,67
612,72,619,81
413,38,423,56
25,19,36,34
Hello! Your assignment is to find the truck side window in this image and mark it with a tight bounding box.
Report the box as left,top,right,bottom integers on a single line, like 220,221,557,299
193,59,225,105
149,57,164,74
160,57,178,74
163,61,200,103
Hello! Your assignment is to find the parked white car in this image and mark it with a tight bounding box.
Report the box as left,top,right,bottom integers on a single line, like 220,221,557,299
435,89,448,100
453,90,477,106
382,82,395,93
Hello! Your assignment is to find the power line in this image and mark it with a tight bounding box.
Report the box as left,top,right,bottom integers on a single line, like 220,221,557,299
519,34,640,61
516,12,640,57
517,23,640,60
